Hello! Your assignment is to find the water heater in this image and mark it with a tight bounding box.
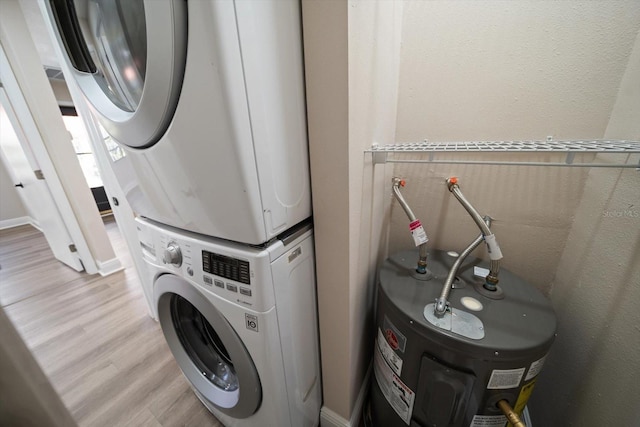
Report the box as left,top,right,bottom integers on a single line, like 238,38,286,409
369,249,556,427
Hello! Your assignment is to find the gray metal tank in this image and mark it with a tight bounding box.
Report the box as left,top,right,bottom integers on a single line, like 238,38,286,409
369,249,556,427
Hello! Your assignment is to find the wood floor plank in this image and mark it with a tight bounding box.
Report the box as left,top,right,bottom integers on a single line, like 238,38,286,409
75,354,178,427
155,387,222,427
121,408,163,427
147,369,192,418
0,219,222,427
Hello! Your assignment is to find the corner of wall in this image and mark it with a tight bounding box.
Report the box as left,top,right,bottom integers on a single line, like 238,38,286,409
530,25,640,427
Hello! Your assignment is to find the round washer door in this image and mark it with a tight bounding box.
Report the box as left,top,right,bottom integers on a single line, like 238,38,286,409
46,0,187,148
155,274,261,418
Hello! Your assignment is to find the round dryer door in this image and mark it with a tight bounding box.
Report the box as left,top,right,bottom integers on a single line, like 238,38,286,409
46,0,187,148
155,275,261,418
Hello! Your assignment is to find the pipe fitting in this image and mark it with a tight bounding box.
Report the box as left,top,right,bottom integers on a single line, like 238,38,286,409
446,176,458,191
484,273,499,291
434,297,448,316
416,259,427,274
497,400,526,427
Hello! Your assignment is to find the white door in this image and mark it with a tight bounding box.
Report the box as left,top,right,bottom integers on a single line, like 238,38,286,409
0,89,83,271
45,0,187,148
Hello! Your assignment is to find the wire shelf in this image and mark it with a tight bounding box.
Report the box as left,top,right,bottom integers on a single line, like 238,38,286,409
367,140,640,168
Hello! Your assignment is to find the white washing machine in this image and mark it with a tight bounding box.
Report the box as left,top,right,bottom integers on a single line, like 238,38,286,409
136,217,322,426
44,0,311,245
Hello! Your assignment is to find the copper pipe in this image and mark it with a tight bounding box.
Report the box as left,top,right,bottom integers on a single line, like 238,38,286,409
497,400,526,427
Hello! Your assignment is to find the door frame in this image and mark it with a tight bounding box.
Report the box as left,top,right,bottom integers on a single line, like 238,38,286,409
0,0,125,276
0,86,85,271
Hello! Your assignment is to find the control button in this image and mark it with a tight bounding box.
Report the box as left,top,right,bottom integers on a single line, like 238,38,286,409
203,276,213,285
163,242,182,267
187,267,194,276
226,283,238,293
239,287,252,297
214,279,224,288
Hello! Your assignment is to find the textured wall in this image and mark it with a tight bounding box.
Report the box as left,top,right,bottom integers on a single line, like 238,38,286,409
388,160,589,294
396,0,640,142
530,29,640,427
388,1,640,294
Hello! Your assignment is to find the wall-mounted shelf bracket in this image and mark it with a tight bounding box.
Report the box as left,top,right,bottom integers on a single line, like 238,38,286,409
368,140,640,169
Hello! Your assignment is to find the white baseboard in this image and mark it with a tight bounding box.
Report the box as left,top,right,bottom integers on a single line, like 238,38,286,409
320,407,350,427
320,363,372,427
0,216,36,230
96,257,124,277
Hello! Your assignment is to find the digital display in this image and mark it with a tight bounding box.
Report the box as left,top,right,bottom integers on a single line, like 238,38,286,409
202,251,250,285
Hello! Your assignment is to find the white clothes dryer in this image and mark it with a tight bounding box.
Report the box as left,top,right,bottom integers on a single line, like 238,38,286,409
45,0,311,245
136,217,322,426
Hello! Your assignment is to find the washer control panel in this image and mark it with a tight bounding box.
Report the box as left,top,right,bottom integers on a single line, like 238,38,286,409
163,242,183,267
202,251,250,285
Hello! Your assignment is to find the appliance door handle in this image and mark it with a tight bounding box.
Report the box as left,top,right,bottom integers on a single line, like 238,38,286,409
14,182,24,188
48,0,96,73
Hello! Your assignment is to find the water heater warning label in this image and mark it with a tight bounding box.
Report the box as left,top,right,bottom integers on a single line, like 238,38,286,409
378,328,403,375
374,341,415,425
525,355,547,381
487,368,526,389
470,415,507,427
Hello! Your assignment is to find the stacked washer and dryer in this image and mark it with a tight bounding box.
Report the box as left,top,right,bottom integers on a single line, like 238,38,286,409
44,0,321,426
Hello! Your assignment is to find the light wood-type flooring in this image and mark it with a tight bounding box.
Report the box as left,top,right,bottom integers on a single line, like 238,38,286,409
0,217,223,427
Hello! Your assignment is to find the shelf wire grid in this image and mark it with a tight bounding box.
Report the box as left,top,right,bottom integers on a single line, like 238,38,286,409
367,140,640,168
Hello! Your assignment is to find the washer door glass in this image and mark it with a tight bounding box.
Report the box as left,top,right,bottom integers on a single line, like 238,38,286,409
171,294,239,392
155,274,261,418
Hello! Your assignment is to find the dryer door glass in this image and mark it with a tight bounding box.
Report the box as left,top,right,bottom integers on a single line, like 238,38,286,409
47,0,187,148
49,0,146,112
171,295,239,391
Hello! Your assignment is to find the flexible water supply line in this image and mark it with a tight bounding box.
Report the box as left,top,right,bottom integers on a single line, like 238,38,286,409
391,177,428,274
446,177,502,290
434,216,491,316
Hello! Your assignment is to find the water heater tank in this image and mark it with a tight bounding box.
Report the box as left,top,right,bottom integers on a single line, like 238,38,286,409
370,249,556,427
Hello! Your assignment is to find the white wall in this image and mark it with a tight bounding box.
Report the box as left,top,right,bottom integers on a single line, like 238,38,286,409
348,0,403,422
0,159,28,223
530,29,640,427
302,1,351,420
389,1,640,294
302,0,403,424
389,2,640,425
305,2,638,425
396,0,640,142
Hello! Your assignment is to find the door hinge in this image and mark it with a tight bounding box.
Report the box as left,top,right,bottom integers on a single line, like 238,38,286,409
34,169,45,180
69,244,77,253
